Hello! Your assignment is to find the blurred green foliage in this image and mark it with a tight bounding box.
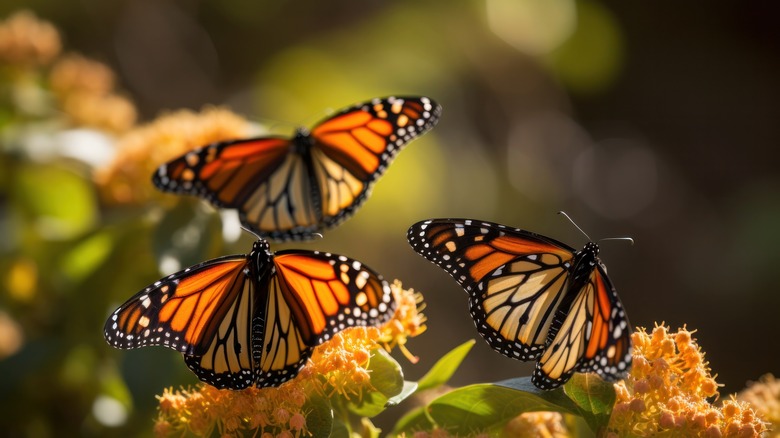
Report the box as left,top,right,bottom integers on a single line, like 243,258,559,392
1,0,779,436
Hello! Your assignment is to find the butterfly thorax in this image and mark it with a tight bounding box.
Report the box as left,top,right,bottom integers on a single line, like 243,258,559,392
250,239,274,278
292,128,314,155
567,242,600,291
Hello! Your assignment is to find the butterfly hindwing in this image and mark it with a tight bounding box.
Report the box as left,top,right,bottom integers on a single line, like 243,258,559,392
153,96,441,242
182,273,257,389
408,218,632,390
253,270,312,387
576,265,632,380
532,264,632,389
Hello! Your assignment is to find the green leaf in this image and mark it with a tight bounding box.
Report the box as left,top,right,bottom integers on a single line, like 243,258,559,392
563,373,616,434
303,395,334,438
386,380,418,407
329,417,350,438
390,406,435,437
13,164,97,239
416,339,474,392
59,230,114,282
493,376,580,412
426,380,579,435
345,348,404,417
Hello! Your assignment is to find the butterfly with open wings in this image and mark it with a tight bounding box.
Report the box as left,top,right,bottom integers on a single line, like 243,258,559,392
104,239,397,389
407,218,632,390
153,96,441,242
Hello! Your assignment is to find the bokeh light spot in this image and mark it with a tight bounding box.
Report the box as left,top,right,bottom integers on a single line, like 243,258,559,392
92,395,128,427
486,0,577,56
573,139,658,219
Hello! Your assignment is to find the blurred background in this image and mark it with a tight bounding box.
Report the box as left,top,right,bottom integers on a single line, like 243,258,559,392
0,0,778,436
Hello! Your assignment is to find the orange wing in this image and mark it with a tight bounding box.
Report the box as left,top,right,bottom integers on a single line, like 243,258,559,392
271,251,396,345
104,255,251,356
408,219,575,360
153,137,320,241
310,96,441,227
533,267,632,389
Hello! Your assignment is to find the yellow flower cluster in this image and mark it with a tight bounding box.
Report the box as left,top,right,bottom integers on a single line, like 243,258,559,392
739,374,780,437
95,107,251,204
0,10,61,68
154,282,424,437
48,53,137,133
607,324,767,437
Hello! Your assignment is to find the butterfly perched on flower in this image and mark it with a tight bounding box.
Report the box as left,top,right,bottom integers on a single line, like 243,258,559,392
104,239,396,389
407,218,632,390
153,96,441,242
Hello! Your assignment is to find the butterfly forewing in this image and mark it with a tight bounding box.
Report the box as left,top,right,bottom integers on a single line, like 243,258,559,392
273,251,396,345
104,255,251,356
311,96,441,230
154,138,290,207
408,219,576,360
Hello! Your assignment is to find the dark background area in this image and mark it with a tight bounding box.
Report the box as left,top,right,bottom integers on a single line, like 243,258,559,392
1,0,778,435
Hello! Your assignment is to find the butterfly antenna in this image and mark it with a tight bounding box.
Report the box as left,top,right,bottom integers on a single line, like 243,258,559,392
240,225,263,241
557,211,592,241
259,118,296,132
598,236,635,246
298,107,332,130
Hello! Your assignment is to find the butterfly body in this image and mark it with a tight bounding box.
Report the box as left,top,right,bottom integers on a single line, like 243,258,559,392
153,96,441,241
105,239,396,389
407,219,631,390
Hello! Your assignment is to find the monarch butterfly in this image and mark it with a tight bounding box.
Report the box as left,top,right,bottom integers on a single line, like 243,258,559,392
104,239,396,389
407,218,632,389
153,96,441,242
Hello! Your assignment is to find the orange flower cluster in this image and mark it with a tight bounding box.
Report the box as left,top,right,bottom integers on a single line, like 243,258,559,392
397,429,489,438
154,282,424,437
48,53,137,133
0,10,60,68
503,411,570,437
0,10,135,133
739,374,780,437
379,280,427,363
154,384,308,437
95,107,251,204
607,324,767,437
